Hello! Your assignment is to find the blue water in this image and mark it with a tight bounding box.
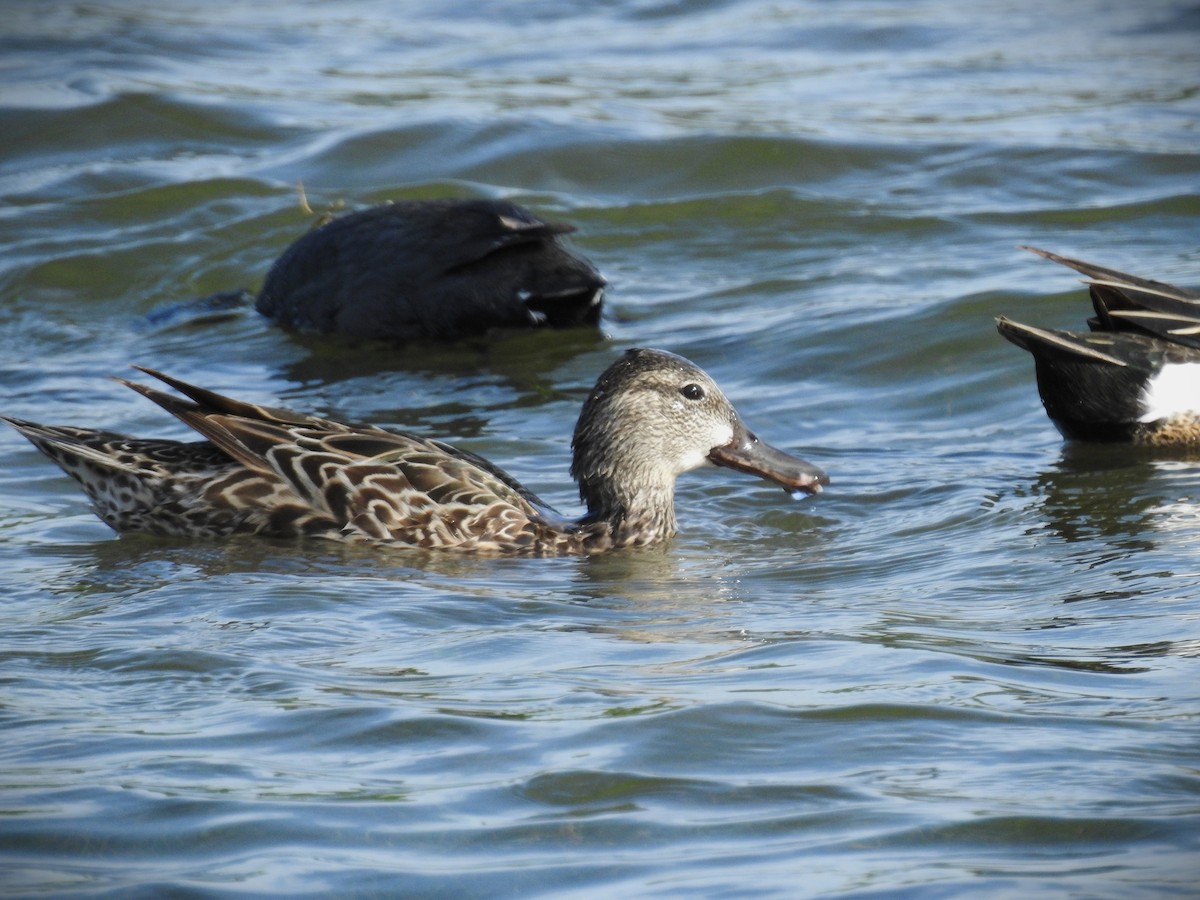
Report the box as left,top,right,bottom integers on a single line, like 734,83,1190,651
2,0,1200,896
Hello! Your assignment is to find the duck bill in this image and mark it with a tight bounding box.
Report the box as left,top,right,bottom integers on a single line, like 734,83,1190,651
708,422,829,496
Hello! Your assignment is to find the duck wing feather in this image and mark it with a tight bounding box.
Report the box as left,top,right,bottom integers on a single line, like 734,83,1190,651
119,369,561,548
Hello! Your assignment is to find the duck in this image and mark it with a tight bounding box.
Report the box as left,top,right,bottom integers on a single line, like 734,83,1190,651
3,349,828,555
254,198,606,342
996,246,1200,444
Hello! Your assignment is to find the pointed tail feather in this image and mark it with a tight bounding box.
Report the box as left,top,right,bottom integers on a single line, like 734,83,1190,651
2,417,145,476
1019,245,1200,301
995,317,1129,367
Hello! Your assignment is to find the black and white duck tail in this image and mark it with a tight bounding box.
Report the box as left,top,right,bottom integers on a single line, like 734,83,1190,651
997,316,1200,443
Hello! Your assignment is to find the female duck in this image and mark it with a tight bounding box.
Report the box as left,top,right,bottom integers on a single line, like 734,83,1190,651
4,349,827,555
997,246,1200,444
255,198,606,341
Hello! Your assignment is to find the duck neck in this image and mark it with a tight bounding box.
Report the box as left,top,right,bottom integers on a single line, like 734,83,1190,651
569,368,685,550
574,467,679,548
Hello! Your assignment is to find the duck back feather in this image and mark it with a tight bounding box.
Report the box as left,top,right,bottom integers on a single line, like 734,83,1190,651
256,199,605,342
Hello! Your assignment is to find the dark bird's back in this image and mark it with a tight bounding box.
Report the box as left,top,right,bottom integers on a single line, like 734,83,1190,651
256,198,605,342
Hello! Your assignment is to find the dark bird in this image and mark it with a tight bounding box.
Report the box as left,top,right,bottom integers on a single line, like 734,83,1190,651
996,246,1200,444
3,350,828,555
255,198,606,342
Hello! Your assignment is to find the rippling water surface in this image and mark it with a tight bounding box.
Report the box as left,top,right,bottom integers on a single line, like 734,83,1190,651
2,0,1200,896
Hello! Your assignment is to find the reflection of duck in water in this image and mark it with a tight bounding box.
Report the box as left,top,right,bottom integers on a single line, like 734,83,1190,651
3,349,827,555
256,198,606,342
1026,442,1177,548
997,246,1200,444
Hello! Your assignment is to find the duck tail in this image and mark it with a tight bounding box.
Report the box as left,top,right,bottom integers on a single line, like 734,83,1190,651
995,317,1128,367
2,418,143,476
1020,245,1200,343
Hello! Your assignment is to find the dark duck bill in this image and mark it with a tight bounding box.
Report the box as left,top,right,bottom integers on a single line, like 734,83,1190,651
708,418,829,497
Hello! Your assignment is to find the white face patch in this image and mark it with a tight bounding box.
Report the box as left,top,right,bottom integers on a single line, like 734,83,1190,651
675,419,734,473
1139,362,1200,422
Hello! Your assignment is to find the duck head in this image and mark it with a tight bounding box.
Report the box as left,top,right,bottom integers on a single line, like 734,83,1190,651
570,348,828,545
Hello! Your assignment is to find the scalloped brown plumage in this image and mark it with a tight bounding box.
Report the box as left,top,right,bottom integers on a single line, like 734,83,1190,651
4,350,828,555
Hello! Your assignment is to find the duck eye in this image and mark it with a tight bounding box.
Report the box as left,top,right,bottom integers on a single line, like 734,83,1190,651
680,383,705,401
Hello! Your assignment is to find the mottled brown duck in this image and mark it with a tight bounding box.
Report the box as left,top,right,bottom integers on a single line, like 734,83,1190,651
4,349,828,555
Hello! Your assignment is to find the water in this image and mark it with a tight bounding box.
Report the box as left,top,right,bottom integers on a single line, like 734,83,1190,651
2,0,1200,895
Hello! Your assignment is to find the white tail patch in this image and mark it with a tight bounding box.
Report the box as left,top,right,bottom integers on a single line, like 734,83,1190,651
1139,363,1200,422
